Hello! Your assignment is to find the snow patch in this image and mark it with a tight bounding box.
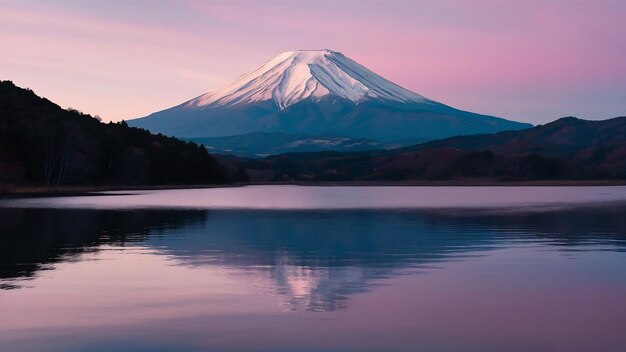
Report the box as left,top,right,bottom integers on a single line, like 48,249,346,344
185,50,429,110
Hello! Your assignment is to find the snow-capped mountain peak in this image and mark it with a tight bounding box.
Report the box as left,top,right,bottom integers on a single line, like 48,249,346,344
185,49,430,110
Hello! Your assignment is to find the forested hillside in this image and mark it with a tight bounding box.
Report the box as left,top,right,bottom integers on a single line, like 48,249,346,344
0,81,229,187
232,117,626,182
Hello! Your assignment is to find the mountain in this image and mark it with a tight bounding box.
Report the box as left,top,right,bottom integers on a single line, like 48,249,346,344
407,116,626,156
231,116,626,182
0,81,229,187
186,132,394,158
130,50,531,153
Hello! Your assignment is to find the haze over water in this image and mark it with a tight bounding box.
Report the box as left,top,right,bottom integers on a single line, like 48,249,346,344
2,186,626,351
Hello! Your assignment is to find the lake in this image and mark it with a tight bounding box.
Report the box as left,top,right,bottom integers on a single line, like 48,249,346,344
1,186,626,351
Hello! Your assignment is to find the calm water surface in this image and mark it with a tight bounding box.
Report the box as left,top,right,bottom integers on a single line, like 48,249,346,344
1,186,626,351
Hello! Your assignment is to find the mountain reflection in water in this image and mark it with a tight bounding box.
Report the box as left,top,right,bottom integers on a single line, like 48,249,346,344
2,206,625,312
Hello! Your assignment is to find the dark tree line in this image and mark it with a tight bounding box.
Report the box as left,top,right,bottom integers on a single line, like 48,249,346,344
0,81,230,187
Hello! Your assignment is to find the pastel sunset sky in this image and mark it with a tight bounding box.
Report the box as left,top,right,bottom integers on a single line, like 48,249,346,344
1,0,625,124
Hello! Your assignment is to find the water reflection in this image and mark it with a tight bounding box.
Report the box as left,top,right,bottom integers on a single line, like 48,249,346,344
2,206,625,312
0,208,207,283
2,200,626,352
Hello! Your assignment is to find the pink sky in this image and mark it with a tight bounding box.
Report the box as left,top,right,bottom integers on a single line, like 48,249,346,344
1,0,625,124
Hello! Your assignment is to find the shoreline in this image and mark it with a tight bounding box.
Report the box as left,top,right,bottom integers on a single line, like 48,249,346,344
1,179,626,198
248,180,626,187
0,184,240,198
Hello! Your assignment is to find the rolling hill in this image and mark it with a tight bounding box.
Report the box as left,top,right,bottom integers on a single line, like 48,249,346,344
231,116,626,182
0,81,229,187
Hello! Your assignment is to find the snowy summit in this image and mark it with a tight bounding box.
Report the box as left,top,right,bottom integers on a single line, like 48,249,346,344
130,49,531,145
185,49,430,110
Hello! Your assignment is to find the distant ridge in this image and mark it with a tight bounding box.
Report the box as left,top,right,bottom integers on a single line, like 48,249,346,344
231,116,626,182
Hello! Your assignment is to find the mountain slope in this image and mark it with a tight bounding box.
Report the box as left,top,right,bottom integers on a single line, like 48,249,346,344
234,116,626,181
0,81,229,187
187,132,392,158
130,50,531,145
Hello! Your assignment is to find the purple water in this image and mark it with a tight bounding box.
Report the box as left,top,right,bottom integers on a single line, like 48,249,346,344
1,186,626,351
